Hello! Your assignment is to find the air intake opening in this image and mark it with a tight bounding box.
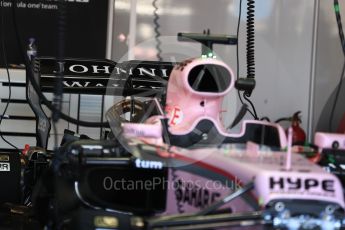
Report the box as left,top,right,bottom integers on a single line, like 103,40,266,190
188,64,232,93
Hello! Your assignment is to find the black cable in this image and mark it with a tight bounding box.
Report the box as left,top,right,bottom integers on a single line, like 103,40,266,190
260,116,270,122
51,0,67,149
236,0,245,104
0,1,20,150
11,0,109,128
275,117,291,123
228,104,248,129
329,0,345,132
152,0,162,61
52,0,66,123
27,66,109,127
334,0,345,56
243,93,258,119
237,90,256,119
235,0,256,120
243,0,258,120
52,121,59,152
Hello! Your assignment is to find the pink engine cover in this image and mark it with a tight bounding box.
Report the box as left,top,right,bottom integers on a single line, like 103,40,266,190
122,57,287,148
165,58,234,135
315,132,345,150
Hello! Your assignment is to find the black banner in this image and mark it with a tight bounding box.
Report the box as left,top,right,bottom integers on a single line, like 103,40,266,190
37,57,176,96
0,0,108,67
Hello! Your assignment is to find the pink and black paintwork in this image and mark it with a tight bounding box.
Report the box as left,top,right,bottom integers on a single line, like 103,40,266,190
315,132,345,151
314,132,345,190
119,58,345,229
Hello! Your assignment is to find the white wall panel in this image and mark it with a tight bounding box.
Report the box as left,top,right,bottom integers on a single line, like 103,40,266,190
251,0,314,134
312,0,345,135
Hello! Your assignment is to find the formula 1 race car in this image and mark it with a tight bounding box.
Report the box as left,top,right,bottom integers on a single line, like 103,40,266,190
2,27,344,228
18,57,344,230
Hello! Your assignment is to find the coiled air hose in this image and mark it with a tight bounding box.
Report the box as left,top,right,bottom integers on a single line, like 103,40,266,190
153,0,163,61
246,0,255,88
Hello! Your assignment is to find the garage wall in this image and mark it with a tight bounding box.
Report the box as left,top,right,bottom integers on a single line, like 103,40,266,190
2,0,341,149
312,1,345,135
111,0,316,133
251,0,315,134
